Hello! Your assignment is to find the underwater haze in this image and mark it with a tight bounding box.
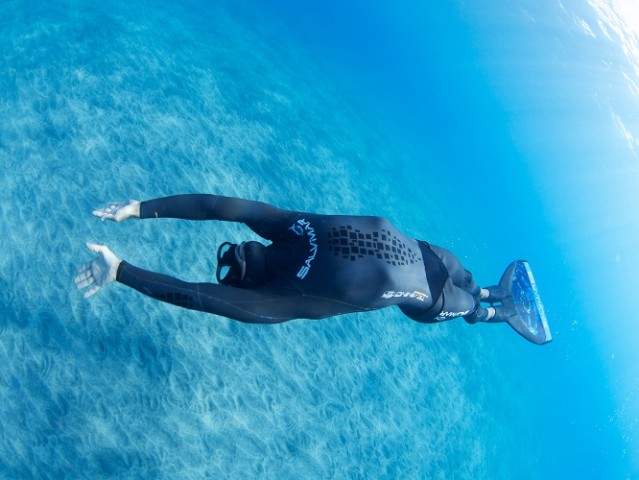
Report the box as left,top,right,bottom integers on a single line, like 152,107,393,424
1,0,638,478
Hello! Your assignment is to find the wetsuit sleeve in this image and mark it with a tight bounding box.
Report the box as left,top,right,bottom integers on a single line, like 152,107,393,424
116,261,362,323
139,194,297,239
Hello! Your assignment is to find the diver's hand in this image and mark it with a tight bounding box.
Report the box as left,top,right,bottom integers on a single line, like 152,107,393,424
92,200,141,222
74,243,122,298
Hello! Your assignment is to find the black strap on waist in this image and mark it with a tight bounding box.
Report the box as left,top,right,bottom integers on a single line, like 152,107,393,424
411,241,449,322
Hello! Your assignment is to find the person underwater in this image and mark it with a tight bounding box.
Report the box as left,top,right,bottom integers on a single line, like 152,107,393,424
75,194,550,344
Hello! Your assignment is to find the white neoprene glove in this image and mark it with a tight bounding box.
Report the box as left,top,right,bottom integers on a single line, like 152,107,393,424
92,200,141,222
74,243,122,298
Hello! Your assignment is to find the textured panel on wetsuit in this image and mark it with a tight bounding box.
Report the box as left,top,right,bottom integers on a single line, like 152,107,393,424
327,226,420,266
152,292,194,309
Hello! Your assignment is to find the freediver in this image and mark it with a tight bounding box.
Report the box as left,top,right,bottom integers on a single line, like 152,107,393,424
75,194,521,332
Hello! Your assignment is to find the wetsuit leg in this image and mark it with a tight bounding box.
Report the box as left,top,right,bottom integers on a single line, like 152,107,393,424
429,245,496,324
430,245,480,297
436,277,476,321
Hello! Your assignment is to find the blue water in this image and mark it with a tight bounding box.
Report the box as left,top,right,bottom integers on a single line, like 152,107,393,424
2,0,638,478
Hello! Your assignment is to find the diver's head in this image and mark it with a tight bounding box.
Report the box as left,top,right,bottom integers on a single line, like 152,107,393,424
216,241,267,288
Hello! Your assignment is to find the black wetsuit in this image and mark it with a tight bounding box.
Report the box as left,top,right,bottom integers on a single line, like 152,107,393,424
116,195,480,324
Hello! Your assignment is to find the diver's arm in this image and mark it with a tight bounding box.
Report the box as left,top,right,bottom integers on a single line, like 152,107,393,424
74,243,304,322
94,194,293,230
138,194,283,222
139,194,302,239
115,261,359,323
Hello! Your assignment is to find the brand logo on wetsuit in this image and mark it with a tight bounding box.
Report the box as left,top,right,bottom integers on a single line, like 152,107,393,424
290,223,304,236
381,290,429,302
436,309,471,319
290,219,318,279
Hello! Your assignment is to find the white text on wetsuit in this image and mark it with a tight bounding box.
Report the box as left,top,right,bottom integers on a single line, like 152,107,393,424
381,290,429,302
290,219,318,279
